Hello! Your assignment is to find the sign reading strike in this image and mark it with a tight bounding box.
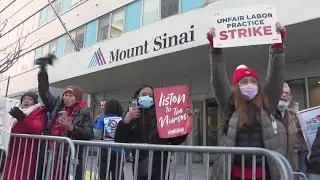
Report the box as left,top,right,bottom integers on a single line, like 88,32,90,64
212,5,281,48
296,106,320,152
154,85,192,138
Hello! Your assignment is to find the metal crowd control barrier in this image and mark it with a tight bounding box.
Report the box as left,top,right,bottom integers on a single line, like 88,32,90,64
0,133,76,180
72,140,296,180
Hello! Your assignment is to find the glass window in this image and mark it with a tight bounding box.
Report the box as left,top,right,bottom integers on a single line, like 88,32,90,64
181,0,204,12
49,39,57,55
75,25,85,49
39,6,48,26
84,20,98,48
47,5,56,22
33,12,40,30
65,31,76,54
34,47,43,60
161,0,179,19
97,14,110,42
53,0,62,15
56,35,66,58
308,77,320,107
287,79,307,110
125,0,142,32
110,9,124,38
61,0,71,13
42,43,50,55
143,0,159,26
71,0,80,6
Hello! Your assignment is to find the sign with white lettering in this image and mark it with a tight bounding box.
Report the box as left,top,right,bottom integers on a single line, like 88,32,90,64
212,5,281,48
154,85,192,138
297,106,320,152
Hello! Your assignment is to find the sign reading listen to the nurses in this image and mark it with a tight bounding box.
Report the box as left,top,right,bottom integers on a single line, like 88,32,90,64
212,5,282,48
154,85,192,138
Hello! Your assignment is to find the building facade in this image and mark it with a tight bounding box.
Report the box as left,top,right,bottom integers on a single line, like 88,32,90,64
0,0,320,165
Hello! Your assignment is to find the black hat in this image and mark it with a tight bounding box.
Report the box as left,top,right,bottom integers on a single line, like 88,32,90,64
21,91,38,104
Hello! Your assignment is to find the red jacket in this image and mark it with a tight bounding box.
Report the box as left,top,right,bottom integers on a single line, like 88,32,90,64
3,105,47,180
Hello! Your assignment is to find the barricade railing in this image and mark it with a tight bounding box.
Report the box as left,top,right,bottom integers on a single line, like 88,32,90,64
72,140,296,180
0,133,77,180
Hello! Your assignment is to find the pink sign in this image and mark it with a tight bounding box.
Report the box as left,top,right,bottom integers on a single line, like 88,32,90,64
154,85,192,138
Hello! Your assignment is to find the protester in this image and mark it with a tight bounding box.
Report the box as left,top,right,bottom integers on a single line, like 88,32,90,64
36,54,94,180
94,99,106,125
94,99,124,180
115,85,189,180
3,91,46,180
207,23,287,180
274,83,308,175
308,127,320,179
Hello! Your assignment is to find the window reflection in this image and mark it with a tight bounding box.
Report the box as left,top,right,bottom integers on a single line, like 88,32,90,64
143,0,159,26
110,9,124,38
287,79,307,110
97,14,110,42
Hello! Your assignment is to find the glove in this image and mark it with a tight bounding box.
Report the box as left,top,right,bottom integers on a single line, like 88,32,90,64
9,107,26,121
206,31,214,48
272,22,286,49
35,54,57,71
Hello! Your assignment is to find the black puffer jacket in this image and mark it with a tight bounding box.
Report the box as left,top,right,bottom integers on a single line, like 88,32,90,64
308,128,320,174
37,68,94,180
37,69,94,139
115,106,187,179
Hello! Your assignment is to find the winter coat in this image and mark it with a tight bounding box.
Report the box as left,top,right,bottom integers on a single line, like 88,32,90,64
274,109,308,171
210,46,286,180
115,107,187,180
3,104,47,180
308,127,320,174
36,69,94,180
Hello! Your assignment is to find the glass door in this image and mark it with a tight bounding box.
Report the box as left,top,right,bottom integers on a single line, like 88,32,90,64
191,100,203,164
206,99,220,163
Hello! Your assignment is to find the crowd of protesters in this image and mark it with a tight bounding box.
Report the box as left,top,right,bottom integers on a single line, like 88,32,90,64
0,22,318,180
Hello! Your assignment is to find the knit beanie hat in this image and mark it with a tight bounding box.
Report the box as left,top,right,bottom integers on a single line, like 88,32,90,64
21,91,38,104
63,86,83,101
233,64,259,86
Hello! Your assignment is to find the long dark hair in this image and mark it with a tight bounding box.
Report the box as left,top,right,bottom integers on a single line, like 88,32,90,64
232,84,270,124
132,85,154,99
104,99,123,116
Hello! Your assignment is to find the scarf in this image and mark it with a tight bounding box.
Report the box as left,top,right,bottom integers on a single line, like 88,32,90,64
50,101,87,137
11,103,43,128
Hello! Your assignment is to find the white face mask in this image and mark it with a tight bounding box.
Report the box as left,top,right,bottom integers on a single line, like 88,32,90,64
239,83,259,100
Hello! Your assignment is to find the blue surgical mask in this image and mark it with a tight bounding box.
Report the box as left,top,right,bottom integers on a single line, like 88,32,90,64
138,96,154,109
277,104,288,111
277,100,289,111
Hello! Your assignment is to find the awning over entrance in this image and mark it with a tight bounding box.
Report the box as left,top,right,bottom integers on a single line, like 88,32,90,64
50,18,320,96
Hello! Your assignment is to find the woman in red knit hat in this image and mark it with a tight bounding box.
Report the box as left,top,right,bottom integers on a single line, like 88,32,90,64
35,54,94,180
207,23,287,180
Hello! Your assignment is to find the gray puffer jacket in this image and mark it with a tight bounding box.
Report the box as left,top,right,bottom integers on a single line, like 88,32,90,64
210,46,286,180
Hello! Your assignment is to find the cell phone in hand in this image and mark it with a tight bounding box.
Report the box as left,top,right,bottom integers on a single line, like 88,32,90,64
58,111,67,122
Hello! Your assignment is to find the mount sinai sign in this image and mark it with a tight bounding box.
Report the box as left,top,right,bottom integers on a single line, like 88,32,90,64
94,25,195,65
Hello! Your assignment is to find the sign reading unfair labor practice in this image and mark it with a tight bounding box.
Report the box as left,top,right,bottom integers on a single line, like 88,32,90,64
212,5,282,48
154,85,192,138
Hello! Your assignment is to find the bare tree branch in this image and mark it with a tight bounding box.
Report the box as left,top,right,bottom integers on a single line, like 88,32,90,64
0,18,34,74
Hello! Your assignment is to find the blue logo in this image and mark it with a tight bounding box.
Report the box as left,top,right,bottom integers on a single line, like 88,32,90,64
88,48,107,68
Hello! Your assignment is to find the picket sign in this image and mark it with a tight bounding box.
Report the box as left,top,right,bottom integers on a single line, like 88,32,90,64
0,97,20,152
154,85,192,139
212,4,282,48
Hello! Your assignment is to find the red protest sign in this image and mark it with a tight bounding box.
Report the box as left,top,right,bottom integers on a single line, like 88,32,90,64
154,85,192,138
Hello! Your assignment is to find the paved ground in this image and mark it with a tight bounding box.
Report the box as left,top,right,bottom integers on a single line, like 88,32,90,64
85,162,207,180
